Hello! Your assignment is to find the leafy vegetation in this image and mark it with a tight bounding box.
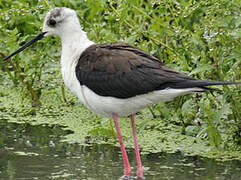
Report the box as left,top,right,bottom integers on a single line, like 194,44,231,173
0,0,240,159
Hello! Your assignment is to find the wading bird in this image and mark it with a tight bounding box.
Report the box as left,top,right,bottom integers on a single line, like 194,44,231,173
3,7,241,179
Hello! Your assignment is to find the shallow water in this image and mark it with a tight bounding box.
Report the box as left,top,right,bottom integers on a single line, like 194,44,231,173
0,120,240,180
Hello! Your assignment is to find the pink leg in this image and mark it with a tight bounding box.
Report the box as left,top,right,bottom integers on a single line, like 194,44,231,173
112,113,132,177
131,114,143,178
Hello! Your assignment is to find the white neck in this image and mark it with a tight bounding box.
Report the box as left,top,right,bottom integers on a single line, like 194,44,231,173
59,28,94,103
60,29,94,66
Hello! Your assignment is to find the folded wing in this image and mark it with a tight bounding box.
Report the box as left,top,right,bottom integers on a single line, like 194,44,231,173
75,43,240,99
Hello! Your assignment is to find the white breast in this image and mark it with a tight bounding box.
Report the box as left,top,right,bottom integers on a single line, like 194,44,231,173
60,30,95,109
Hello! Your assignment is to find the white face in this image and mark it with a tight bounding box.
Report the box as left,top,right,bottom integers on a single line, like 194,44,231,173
42,7,79,37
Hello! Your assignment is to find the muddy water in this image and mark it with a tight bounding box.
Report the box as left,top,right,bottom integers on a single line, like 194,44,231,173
0,120,240,180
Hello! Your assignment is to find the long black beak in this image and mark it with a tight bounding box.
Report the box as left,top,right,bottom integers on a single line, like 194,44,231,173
3,31,47,61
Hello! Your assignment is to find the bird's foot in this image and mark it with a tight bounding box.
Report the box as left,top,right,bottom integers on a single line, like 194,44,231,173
136,168,144,179
119,175,132,180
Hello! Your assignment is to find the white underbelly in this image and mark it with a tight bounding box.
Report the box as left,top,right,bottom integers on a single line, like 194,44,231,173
78,85,201,117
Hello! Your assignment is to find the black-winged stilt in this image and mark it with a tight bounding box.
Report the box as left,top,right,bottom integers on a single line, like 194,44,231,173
3,7,241,179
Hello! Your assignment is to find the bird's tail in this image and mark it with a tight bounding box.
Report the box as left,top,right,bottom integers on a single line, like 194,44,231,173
173,80,241,91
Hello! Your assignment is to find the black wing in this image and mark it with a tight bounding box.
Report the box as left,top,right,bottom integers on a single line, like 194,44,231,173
75,43,240,99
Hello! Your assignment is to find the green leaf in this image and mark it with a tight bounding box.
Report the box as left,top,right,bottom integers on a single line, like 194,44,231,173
206,126,222,147
189,64,214,76
181,99,193,117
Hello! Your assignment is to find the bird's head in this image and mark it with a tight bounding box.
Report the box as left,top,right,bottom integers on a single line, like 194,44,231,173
3,7,81,61
43,7,80,37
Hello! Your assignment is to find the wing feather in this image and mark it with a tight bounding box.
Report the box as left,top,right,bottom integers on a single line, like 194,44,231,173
75,43,238,99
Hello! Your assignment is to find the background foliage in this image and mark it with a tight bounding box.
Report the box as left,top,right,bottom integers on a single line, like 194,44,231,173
0,0,240,158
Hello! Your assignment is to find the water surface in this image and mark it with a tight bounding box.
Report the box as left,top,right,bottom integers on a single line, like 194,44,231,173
0,120,240,180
